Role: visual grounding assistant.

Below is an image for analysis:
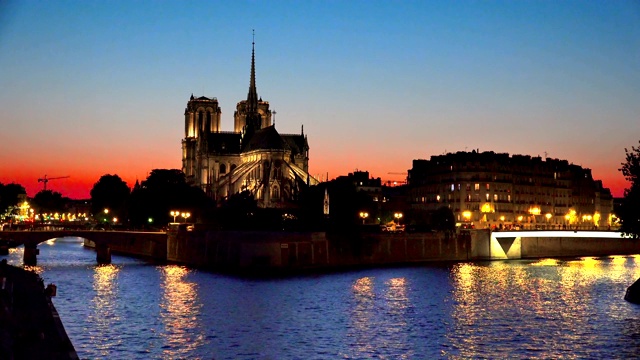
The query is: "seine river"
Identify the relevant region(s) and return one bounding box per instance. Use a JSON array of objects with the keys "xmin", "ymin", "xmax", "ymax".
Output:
[{"xmin": 4, "ymin": 237, "xmax": 640, "ymax": 359}]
